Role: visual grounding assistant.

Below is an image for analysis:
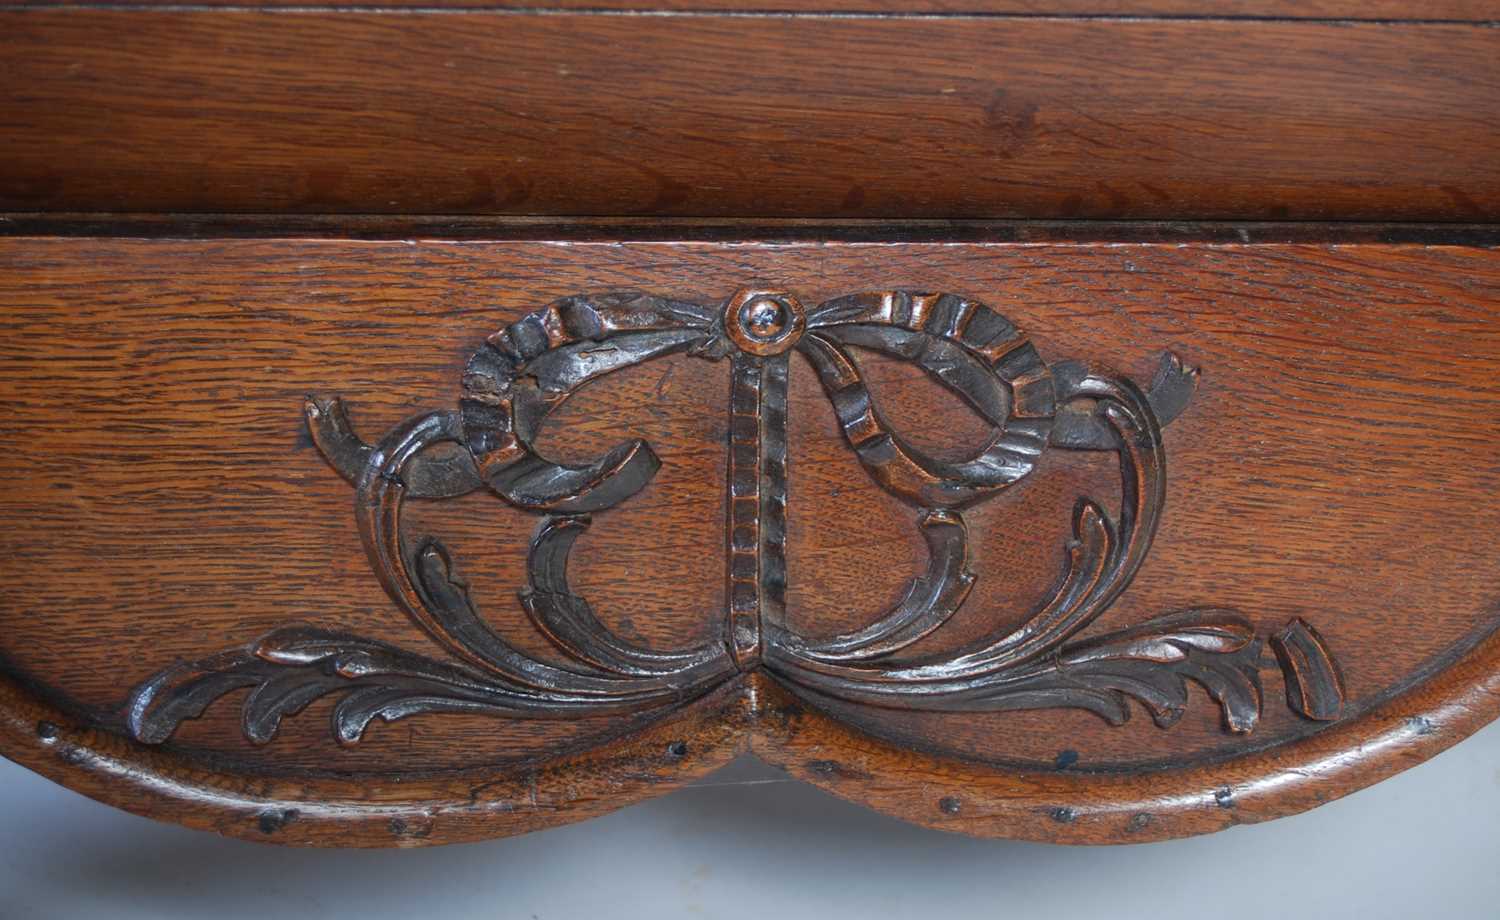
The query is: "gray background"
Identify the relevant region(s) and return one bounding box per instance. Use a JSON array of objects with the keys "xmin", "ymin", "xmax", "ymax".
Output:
[{"xmin": 3, "ymin": 720, "xmax": 1498, "ymax": 919}]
